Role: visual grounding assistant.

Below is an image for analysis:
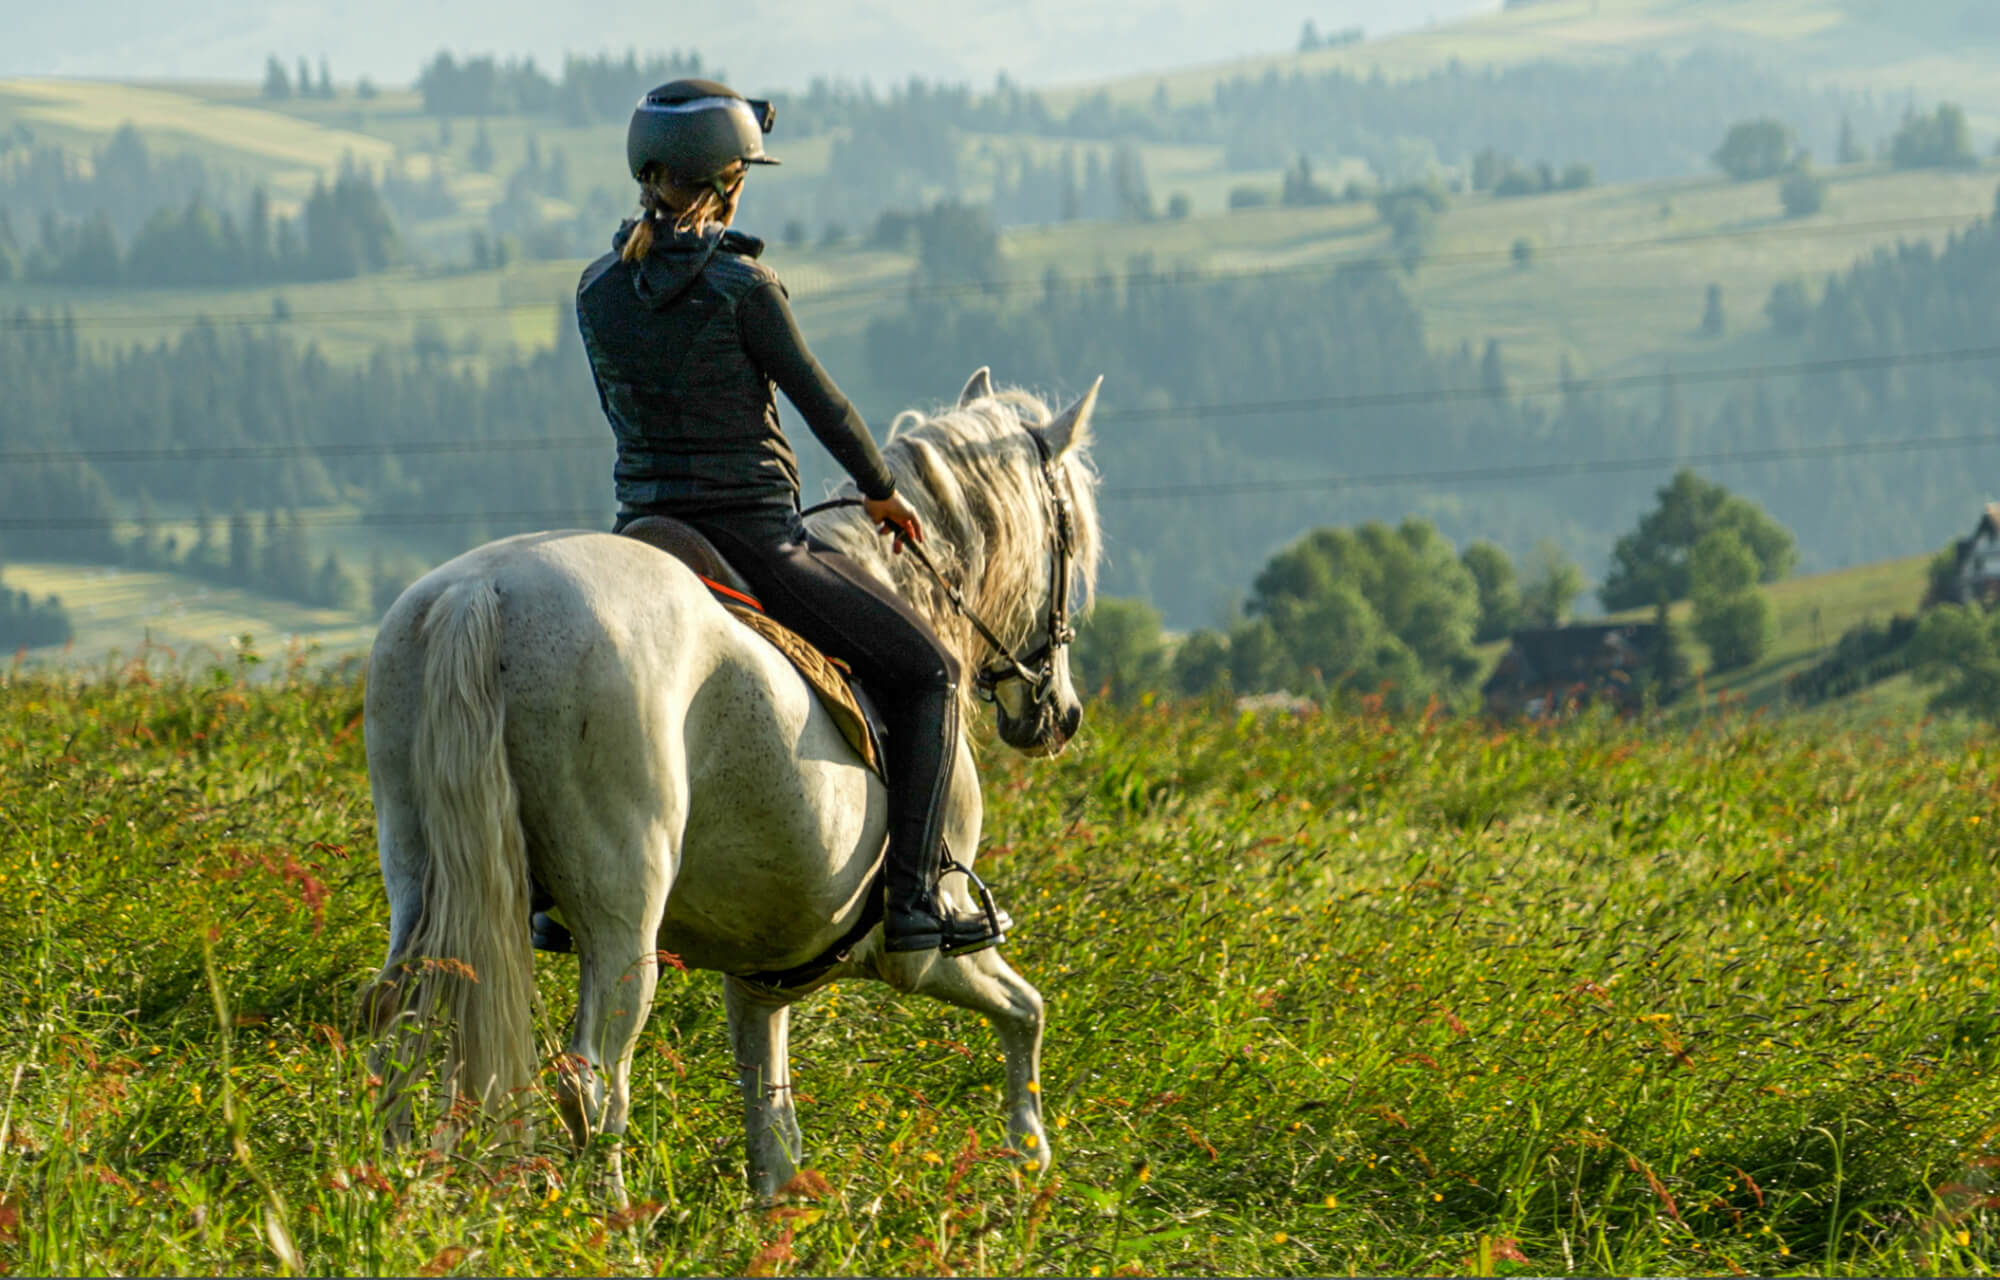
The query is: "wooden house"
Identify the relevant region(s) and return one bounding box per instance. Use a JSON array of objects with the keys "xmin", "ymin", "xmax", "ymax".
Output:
[
  {"xmin": 1937, "ymin": 503, "xmax": 2000, "ymax": 606},
  {"xmin": 1482, "ymin": 623, "xmax": 1670, "ymax": 718}
]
